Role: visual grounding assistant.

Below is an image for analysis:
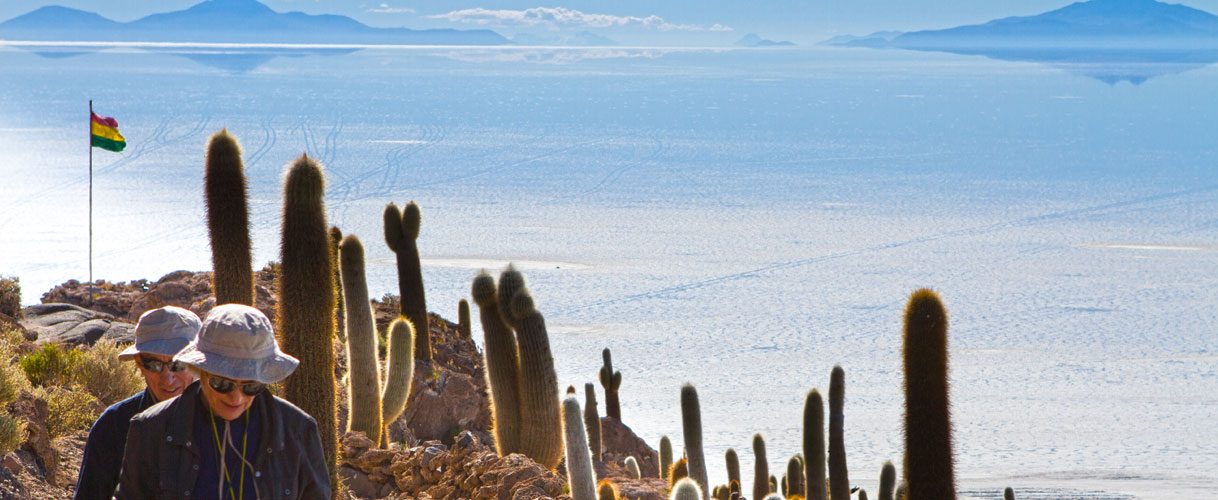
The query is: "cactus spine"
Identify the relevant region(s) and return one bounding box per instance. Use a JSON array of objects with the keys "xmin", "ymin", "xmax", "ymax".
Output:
[
  {"xmin": 828, "ymin": 366, "xmax": 849, "ymax": 500},
  {"xmin": 878, "ymin": 462, "xmax": 896, "ymax": 500},
  {"xmin": 339, "ymin": 235, "xmax": 382, "ymax": 444},
  {"xmin": 672, "ymin": 478, "xmax": 703, "ymax": 500},
  {"xmin": 659, "ymin": 435, "xmax": 673, "ymax": 481},
  {"xmin": 458, "ymin": 298, "xmax": 471, "ymax": 339},
  {"xmin": 383, "ymin": 201, "xmax": 430, "ymax": 361},
  {"xmin": 563, "ymin": 396, "xmax": 597, "ymax": 500},
  {"xmin": 204, "ymin": 129, "xmax": 253, "ymax": 306},
  {"xmin": 786, "ymin": 455, "xmax": 804, "ymax": 498},
  {"xmin": 599, "ymin": 348, "xmax": 622, "ymax": 420},
  {"xmin": 585, "ymin": 383, "xmax": 602, "ymax": 461},
  {"xmin": 472, "ymin": 271, "xmax": 521, "ymax": 454},
  {"xmin": 277, "ymin": 154, "xmax": 338, "ymax": 483},
  {"xmin": 902, "ymin": 289, "xmax": 955, "ymax": 500},
  {"xmin": 680, "ymin": 384, "xmax": 709, "ymax": 500},
  {"xmin": 625, "ymin": 456, "xmax": 641, "ymax": 480},
  {"xmin": 753, "ymin": 434, "xmax": 770, "ymax": 500},
  {"xmin": 725, "ymin": 448, "xmax": 741, "ymax": 492},
  {"xmin": 509, "ymin": 284, "xmax": 563, "ymax": 468},
  {"xmin": 380, "ymin": 317, "xmax": 415, "ymax": 433}
]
